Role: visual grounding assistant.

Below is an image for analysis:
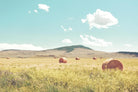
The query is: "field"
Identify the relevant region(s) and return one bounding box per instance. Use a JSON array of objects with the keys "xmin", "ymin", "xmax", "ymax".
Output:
[{"xmin": 0, "ymin": 57, "xmax": 138, "ymax": 92}]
